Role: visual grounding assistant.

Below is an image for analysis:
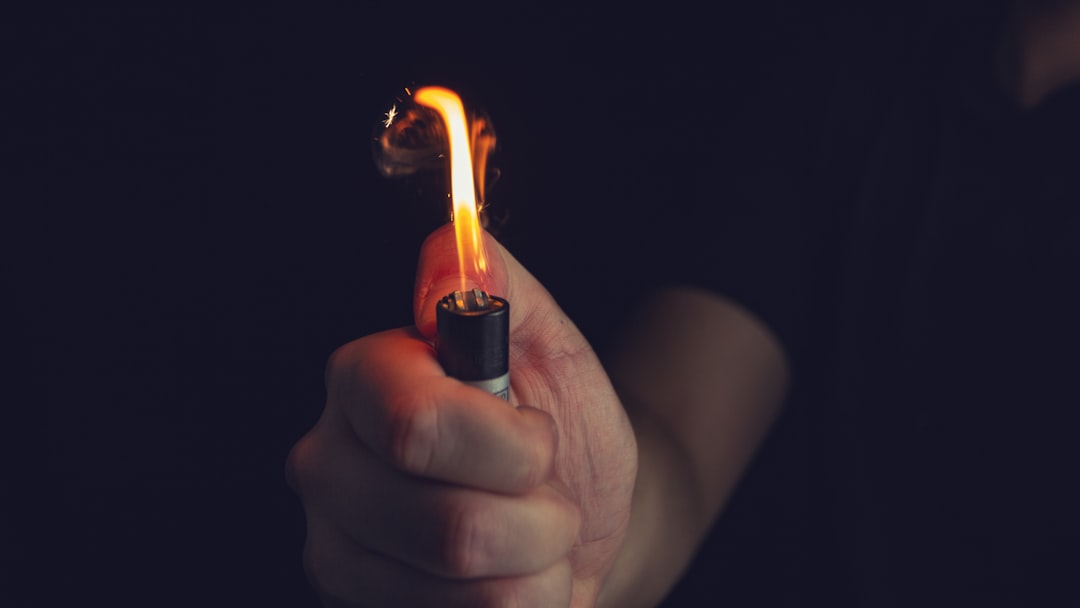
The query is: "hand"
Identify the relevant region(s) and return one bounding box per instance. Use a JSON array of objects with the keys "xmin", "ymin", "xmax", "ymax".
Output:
[{"xmin": 287, "ymin": 224, "xmax": 638, "ymax": 607}]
